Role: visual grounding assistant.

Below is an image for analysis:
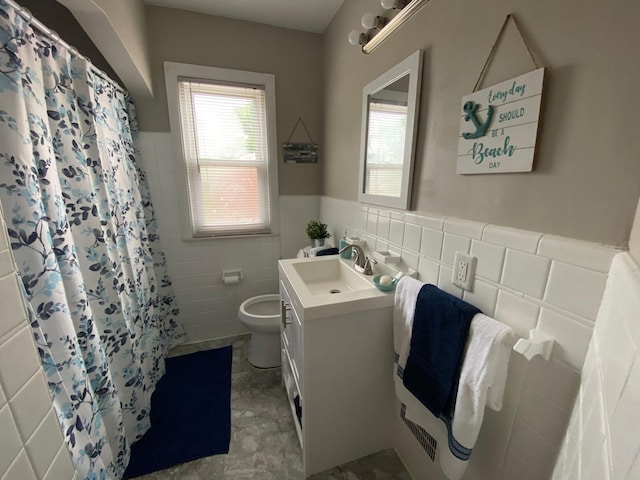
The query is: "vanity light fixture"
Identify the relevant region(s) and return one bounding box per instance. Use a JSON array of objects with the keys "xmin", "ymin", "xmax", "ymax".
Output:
[
  {"xmin": 348, "ymin": 30, "xmax": 370, "ymax": 46},
  {"xmin": 380, "ymin": 0, "xmax": 407, "ymax": 9},
  {"xmin": 361, "ymin": 12, "xmax": 387, "ymax": 29},
  {"xmin": 348, "ymin": 0, "xmax": 430, "ymax": 54}
]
